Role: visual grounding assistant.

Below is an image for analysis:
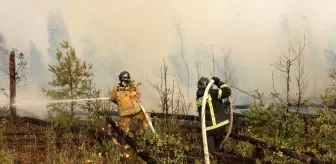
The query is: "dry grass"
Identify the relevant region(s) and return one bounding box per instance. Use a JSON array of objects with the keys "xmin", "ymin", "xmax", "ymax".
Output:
[
  {"xmin": 0, "ymin": 117, "xmax": 119, "ymax": 164},
  {"xmin": 0, "ymin": 116, "xmax": 247, "ymax": 164}
]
